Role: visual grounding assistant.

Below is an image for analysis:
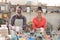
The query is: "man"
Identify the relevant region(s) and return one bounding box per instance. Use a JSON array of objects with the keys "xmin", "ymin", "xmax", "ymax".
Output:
[{"xmin": 11, "ymin": 6, "xmax": 26, "ymax": 30}]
